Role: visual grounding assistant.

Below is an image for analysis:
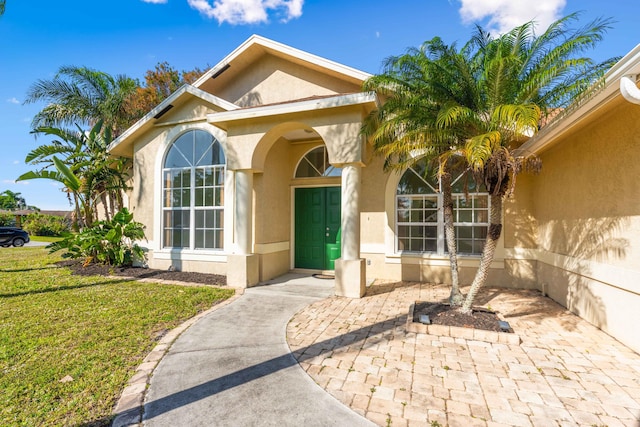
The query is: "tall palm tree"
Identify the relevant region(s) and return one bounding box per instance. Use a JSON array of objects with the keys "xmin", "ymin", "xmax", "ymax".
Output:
[
  {"xmin": 364, "ymin": 13, "xmax": 617, "ymax": 312},
  {"xmin": 24, "ymin": 66, "xmax": 138, "ymax": 136},
  {"xmin": 363, "ymin": 38, "xmax": 470, "ymax": 305}
]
